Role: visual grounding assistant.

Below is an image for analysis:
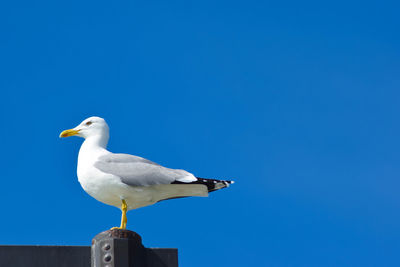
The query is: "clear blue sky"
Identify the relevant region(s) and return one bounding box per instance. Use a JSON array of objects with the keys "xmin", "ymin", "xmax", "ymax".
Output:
[{"xmin": 1, "ymin": 0, "xmax": 399, "ymax": 266}]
